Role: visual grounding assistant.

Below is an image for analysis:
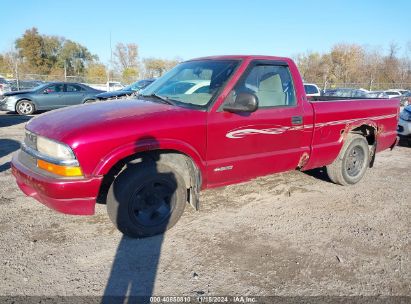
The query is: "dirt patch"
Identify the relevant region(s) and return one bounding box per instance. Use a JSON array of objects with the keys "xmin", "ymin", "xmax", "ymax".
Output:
[{"xmin": 0, "ymin": 112, "xmax": 410, "ymax": 297}]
